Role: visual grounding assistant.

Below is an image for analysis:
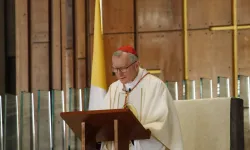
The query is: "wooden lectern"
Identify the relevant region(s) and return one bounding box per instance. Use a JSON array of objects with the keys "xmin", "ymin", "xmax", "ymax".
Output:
[{"xmin": 60, "ymin": 109, "xmax": 151, "ymax": 150}]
